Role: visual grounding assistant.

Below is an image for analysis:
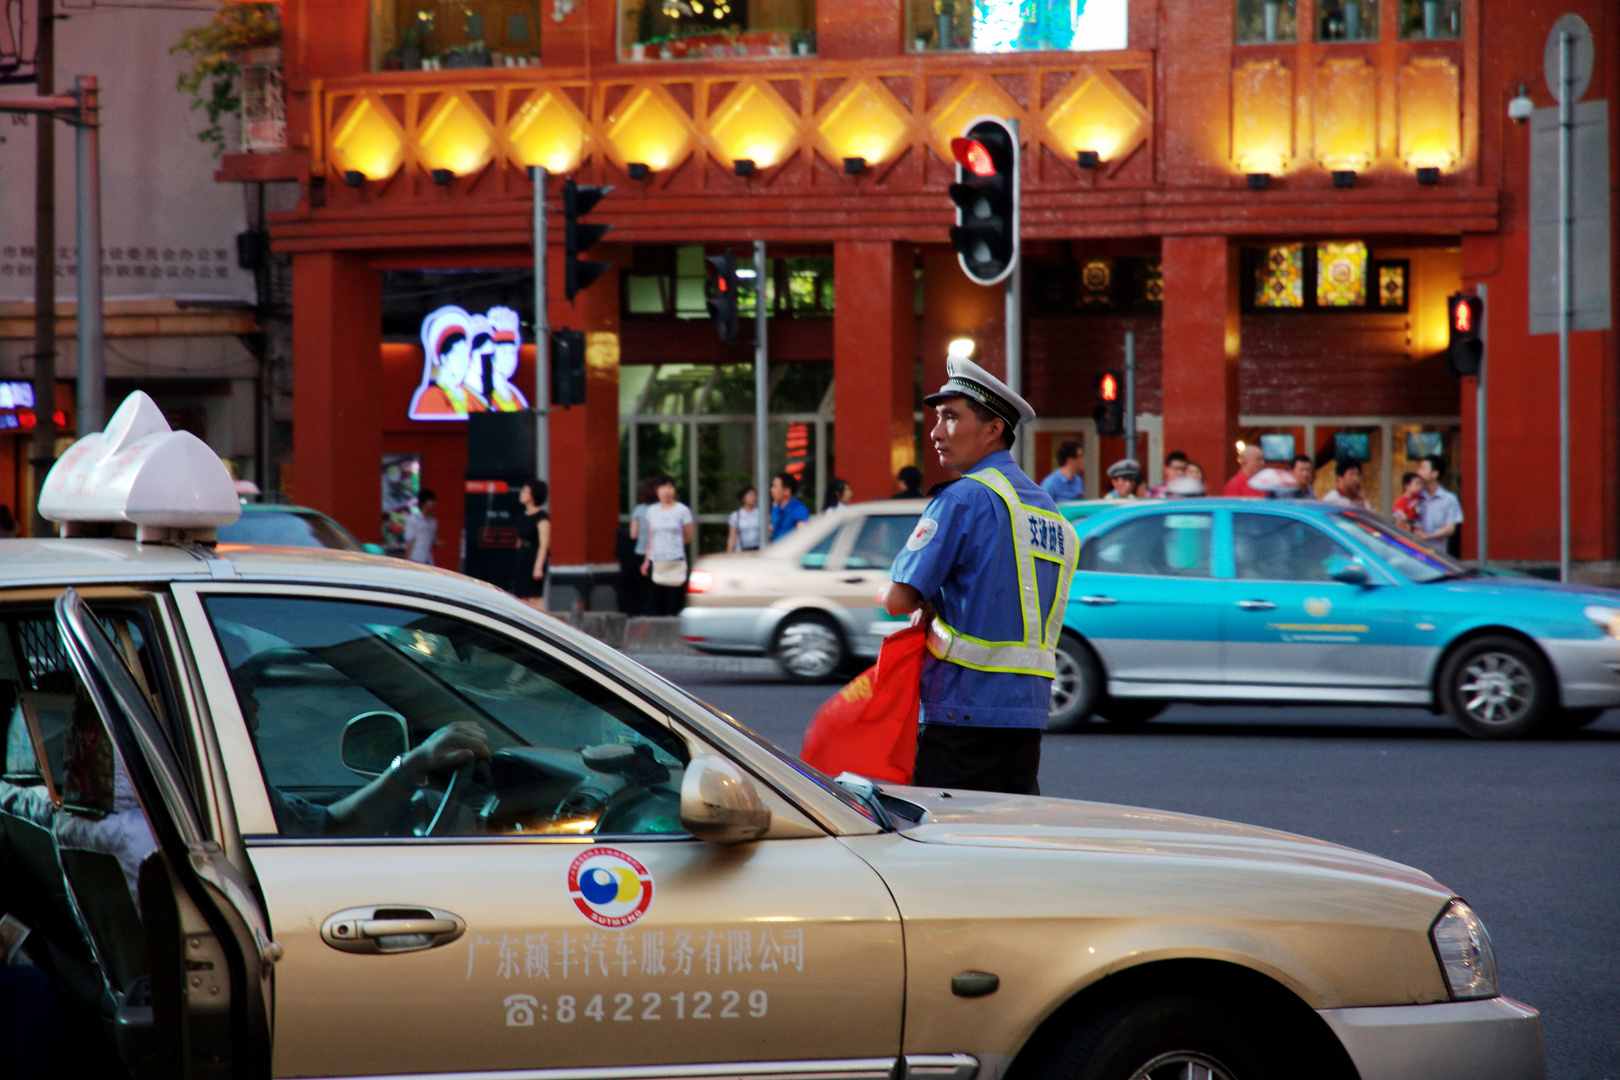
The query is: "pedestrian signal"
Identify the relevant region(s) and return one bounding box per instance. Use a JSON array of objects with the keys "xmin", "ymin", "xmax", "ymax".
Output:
[
  {"xmin": 563, "ymin": 179, "xmax": 613, "ymax": 302},
  {"xmin": 705, "ymin": 249, "xmax": 739, "ymax": 343},
  {"xmin": 1446, "ymin": 293, "xmax": 1483, "ymax": 378},
  {"xmin": 1094, "ymin": 371, "xmax": 1124, "ymax": 436},
  {"xmin": 948, "ymin": 118, "xmax": 1019, "ymax": 286},
  {"xmin": 551, "ymin": 328, "xmax": 587, "ymax": 407}
]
